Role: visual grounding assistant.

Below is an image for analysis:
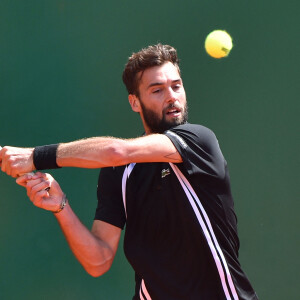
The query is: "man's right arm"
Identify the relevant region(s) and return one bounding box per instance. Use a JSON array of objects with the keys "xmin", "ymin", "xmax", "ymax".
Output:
[{"xmin": 0, "ymin": 146, "xmax": 35, "ymax": 177}]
